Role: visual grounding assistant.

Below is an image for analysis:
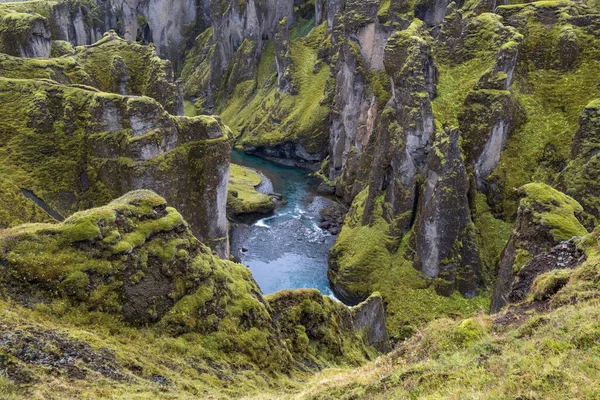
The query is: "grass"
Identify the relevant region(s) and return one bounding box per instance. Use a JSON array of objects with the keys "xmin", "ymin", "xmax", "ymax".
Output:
[
  {"xmin": 218, "ymin": 22, "xmax": 331, "ymax": 153},
  {"xmin": 227, "ymin": 164, "xmax": 274, "ymax": 215}
]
